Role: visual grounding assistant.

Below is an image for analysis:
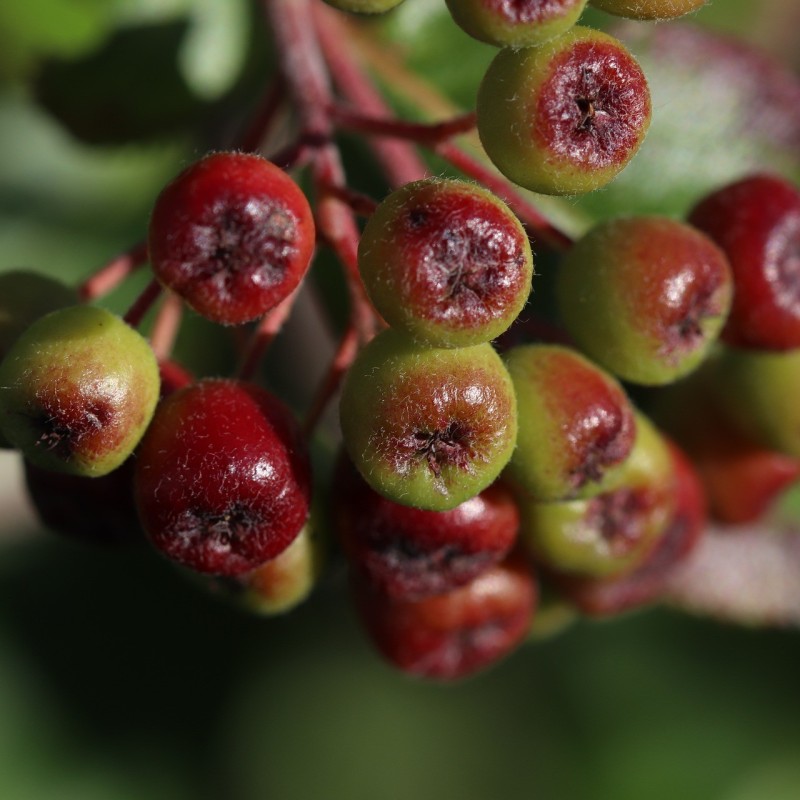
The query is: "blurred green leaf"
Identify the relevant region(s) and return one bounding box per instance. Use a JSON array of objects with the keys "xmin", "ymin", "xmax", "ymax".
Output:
[
  {"xmin": 34, "ymin": 21, "xmax": 210, "ymax": 145},
  {"xmin": 0, "ymin": 0, "xmax": 119, "ymax": 80}
]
